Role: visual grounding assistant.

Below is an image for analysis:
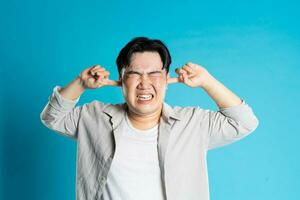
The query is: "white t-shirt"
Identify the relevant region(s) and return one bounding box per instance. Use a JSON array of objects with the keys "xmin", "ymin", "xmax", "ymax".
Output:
[{"xmin": 101, "ymin": 113, "xmax": 165, "ymax": 200}]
